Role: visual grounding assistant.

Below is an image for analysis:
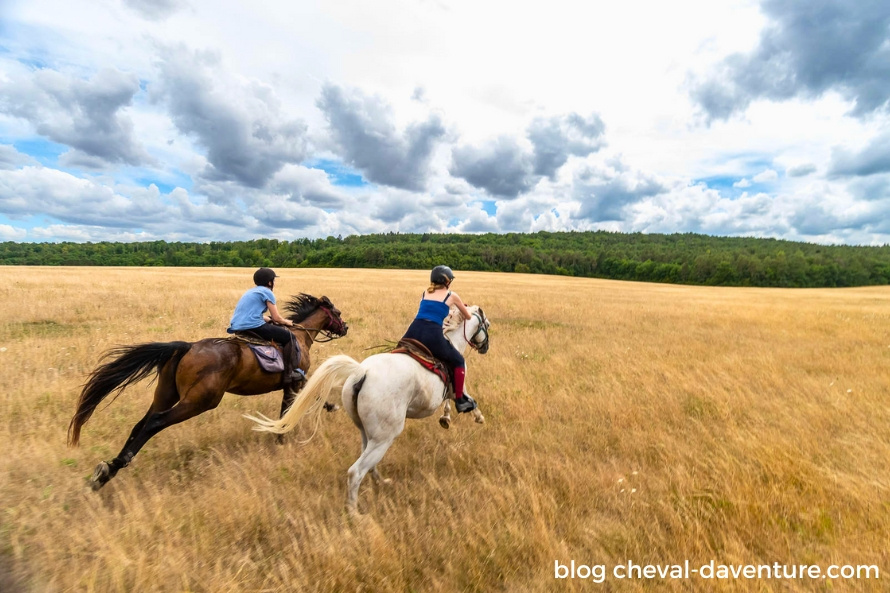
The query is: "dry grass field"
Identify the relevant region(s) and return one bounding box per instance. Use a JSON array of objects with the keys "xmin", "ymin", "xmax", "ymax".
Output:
[{"xmin": 1, "ymin": 266, "xmax": 888, "ymax": 592}]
